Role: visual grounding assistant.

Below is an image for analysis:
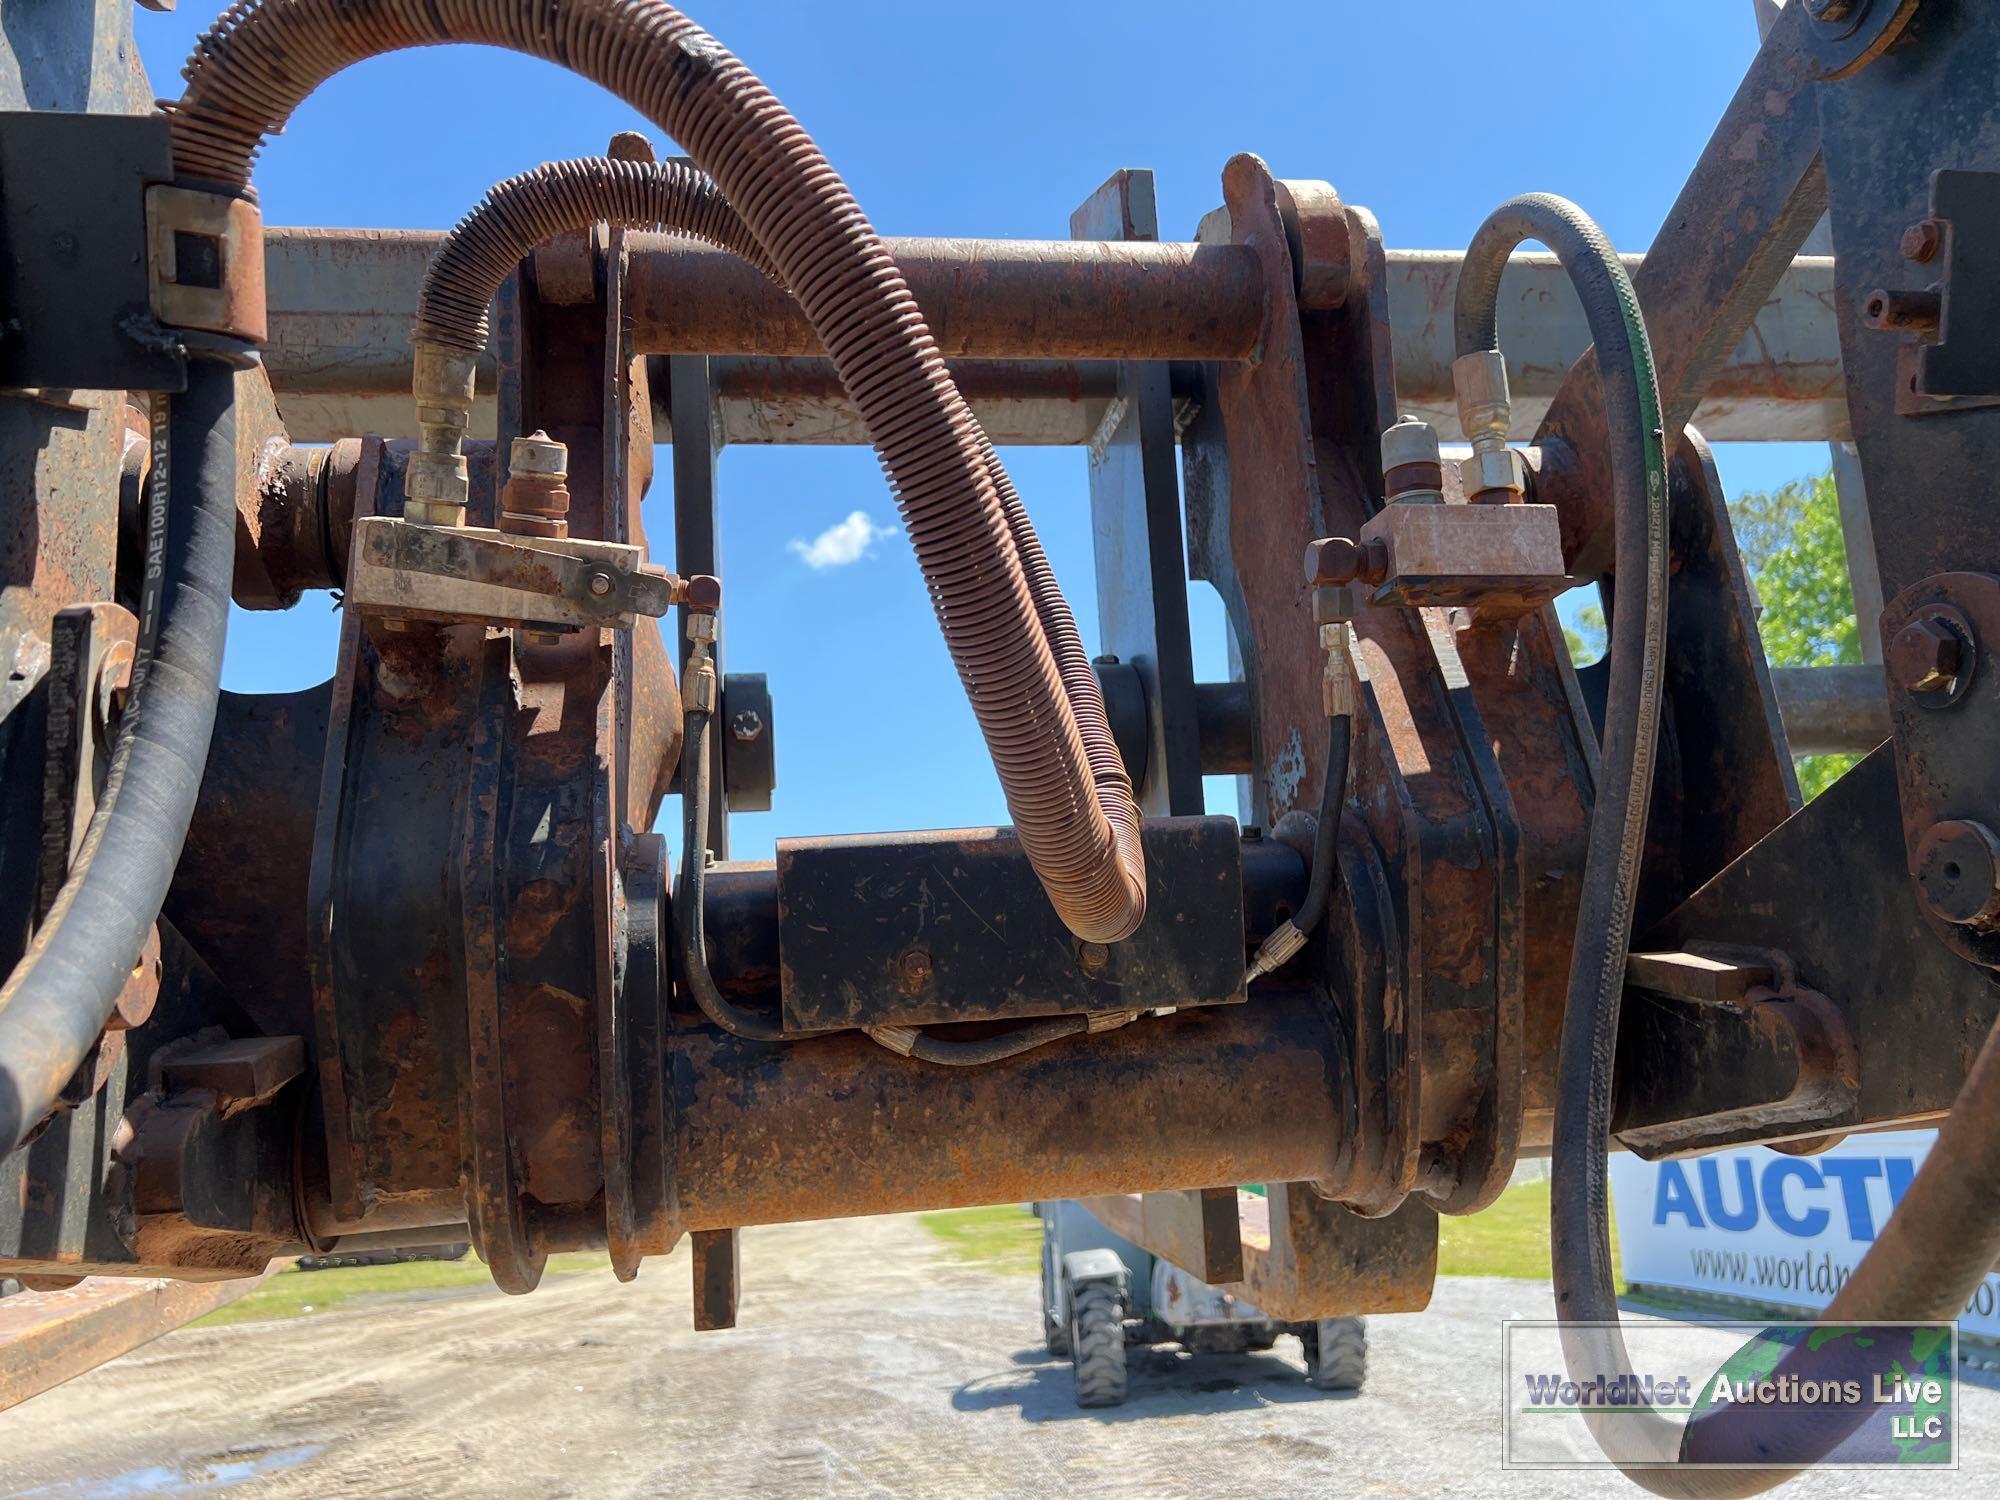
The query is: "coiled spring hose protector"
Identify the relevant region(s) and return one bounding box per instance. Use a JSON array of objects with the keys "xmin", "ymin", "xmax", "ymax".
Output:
[{"xmin": 170, "ymin": 0, "xmax": 1147, "ymax": 944}]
